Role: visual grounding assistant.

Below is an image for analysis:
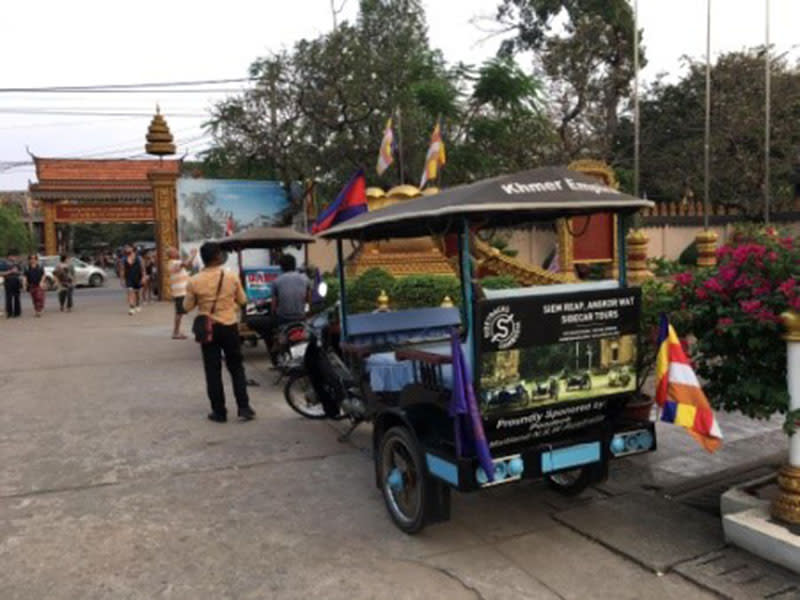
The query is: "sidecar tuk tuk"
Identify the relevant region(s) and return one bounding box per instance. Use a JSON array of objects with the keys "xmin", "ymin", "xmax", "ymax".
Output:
[
  {"xmin": 218, "ymin": 226, "xmax": 315, "ymax": 346},
  {"xmin": 317, "ymin": 166, "xmax": 655, "ymax": 534}
]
